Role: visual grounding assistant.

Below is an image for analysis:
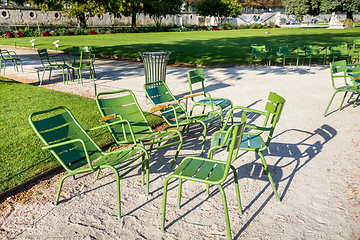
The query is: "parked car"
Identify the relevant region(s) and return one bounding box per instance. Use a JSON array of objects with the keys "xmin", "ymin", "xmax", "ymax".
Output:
[
  {"xmin": 288, "ymin": 18, "xmax": 299, "ymax": 25},
  {"xmin": 310, "ymin": 18, "xmax": 317, "ymax": 24}
]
